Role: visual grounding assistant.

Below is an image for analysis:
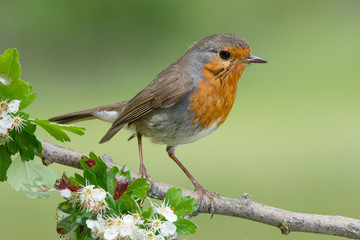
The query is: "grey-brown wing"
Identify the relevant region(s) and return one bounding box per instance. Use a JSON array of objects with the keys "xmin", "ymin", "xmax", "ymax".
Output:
[{"xmin": 99, "ymin": 68, "xmax": 194, "ymax": 143}]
